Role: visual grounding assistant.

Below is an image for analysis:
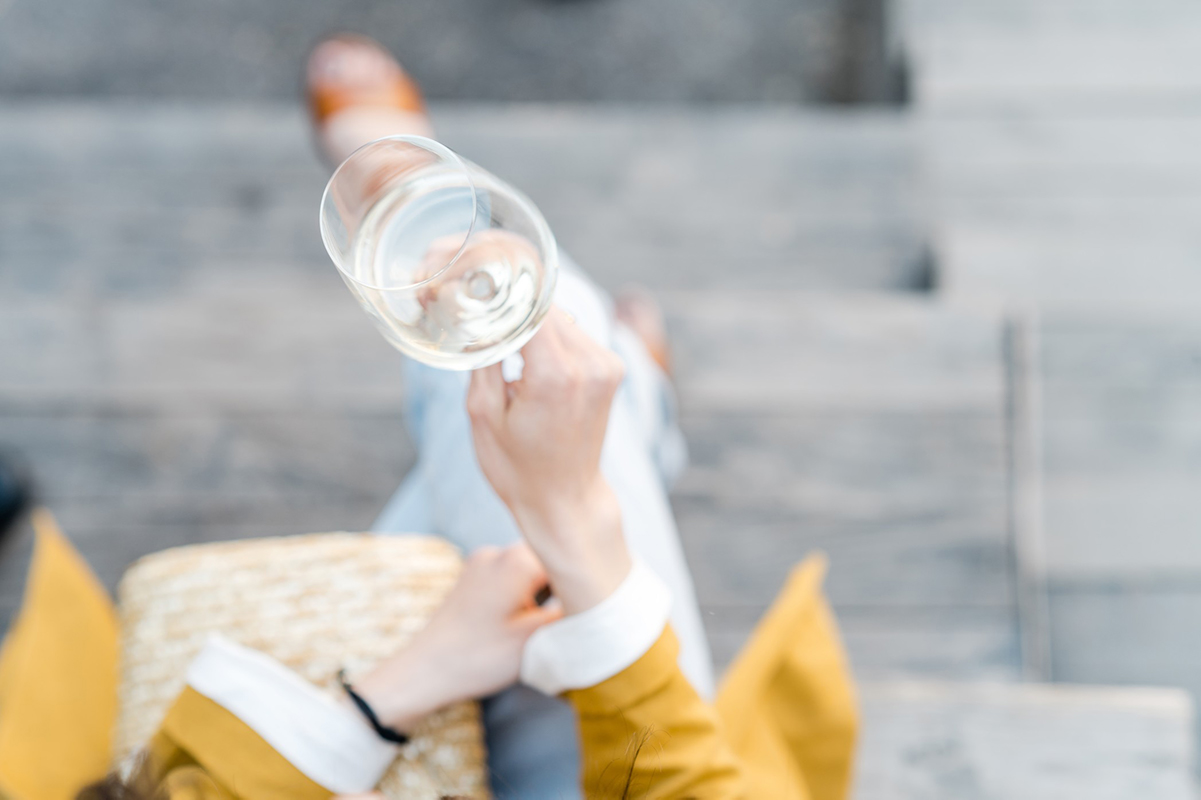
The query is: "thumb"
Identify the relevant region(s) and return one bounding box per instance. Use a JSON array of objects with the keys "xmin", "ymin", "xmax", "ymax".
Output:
[
  {"xmin": 515, "ymin": 604, "xmax": 564, "ymax": 635},
  {"xmin": 467, "ymin": 362, "xmax": 506, "ymax": 429}
]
